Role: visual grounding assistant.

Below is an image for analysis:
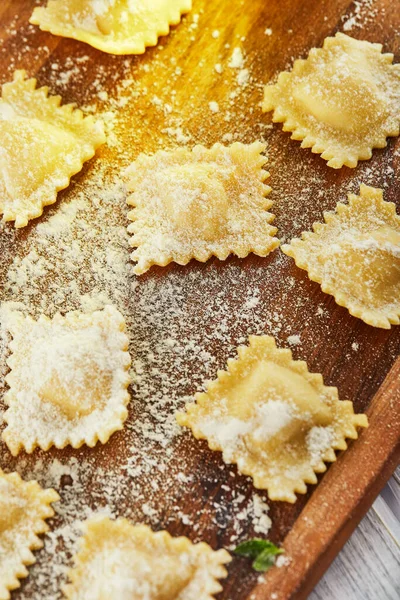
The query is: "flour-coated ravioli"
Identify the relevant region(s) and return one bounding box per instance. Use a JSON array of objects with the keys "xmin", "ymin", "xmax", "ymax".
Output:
[
  {"xmin": 0, "ymin": 71, "xmax": 105, "ymax": 228},
  {"xmin": 30, "ymin": 0, "xmax": 192, "ymax": 55},
  {"xmin": 282, "ymin": 185, "xmax": 400, "ymax": 329},
  {"xmin": 125, "ymin": 142, "xmax": 279, "ymax": 274},
  {"xmin": 0, "ymin": 470, "xmax": 59, "ymax": 600},
  {"xmin": 263, "ymin": 33, "xmax": 400, "ymax": 168},
  {"xmin": 63, "ymin": 516, "xmax": 231, "ymax": 599},
  {"xmin": 2, "ymin": 305, "xmax": 131, "ymax": 455},
  {"xmin": 177, "ymin": 336, "xmax": 367, "ymax": 503}
]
